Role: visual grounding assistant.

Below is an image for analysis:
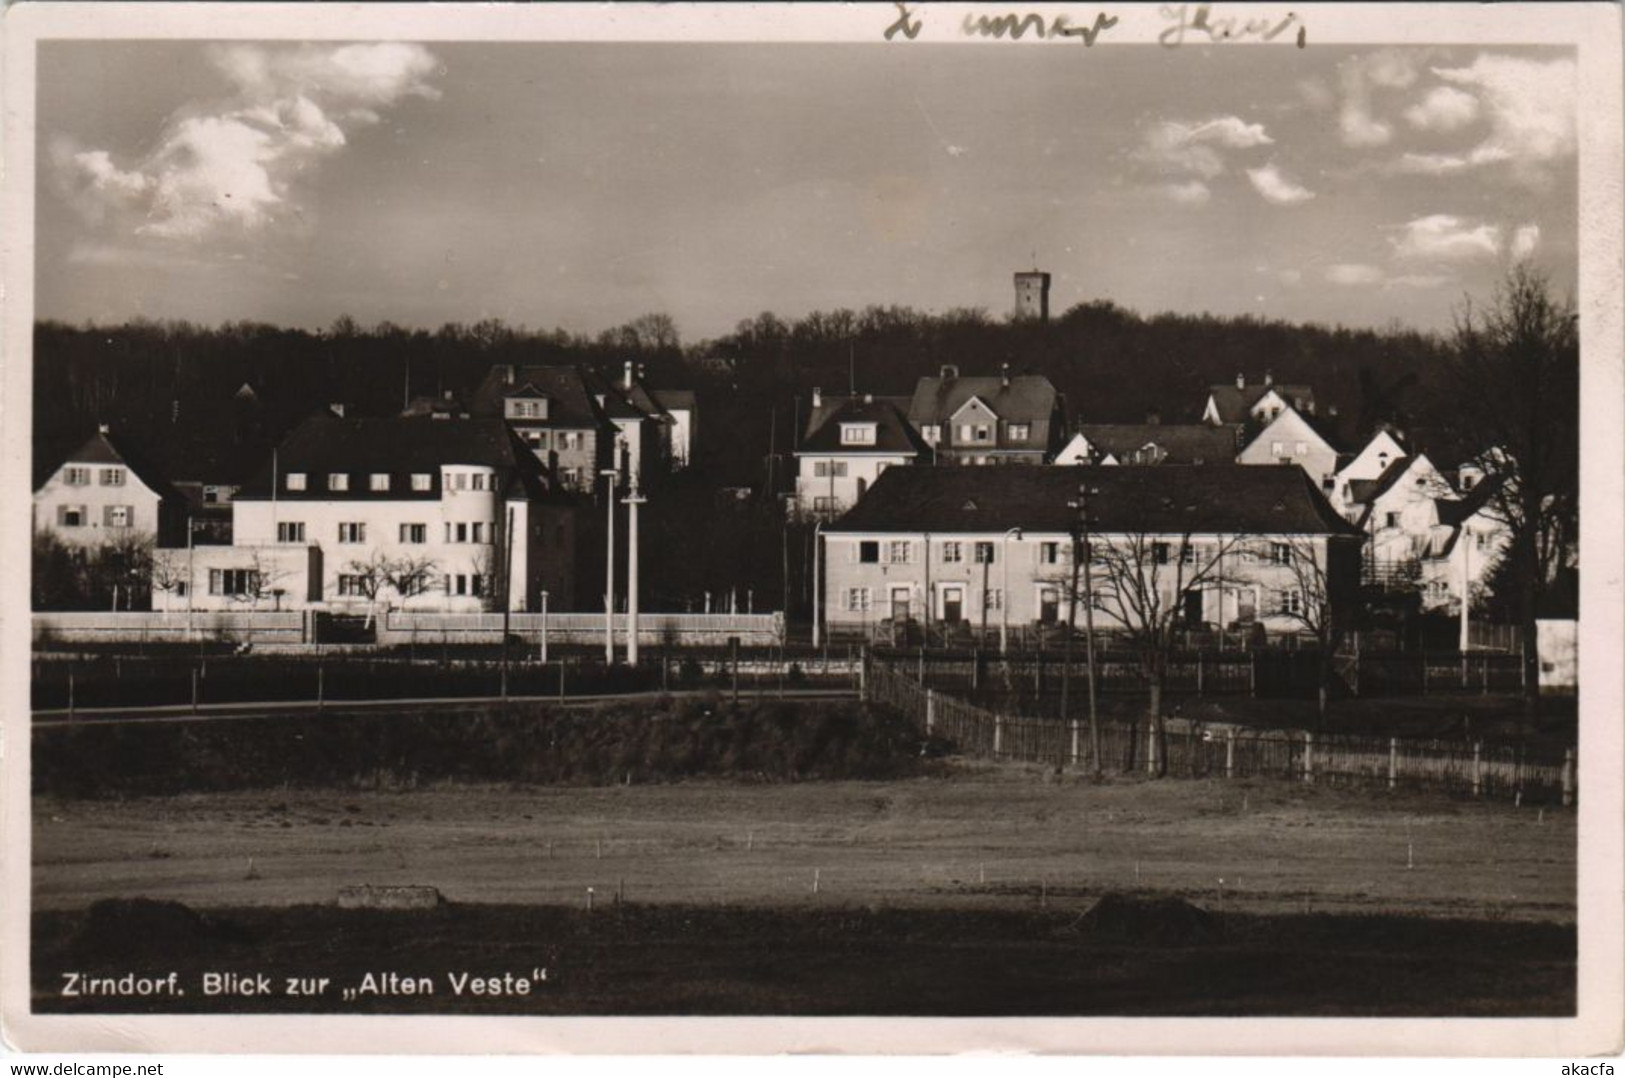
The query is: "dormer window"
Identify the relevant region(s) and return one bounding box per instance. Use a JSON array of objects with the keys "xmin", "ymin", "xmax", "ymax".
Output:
[
  {"xmin": 840, "ymin": 423, "xmax": 877, "ymax": 446},
  {"xmin": 327, "ymin": 473, "xmax": 349, "ymax": 492},
  {"xmin": 411, "ymin": 473, "xmax": 432, "ymax": 491},
  {"xmin": 506, "ymin": 397, "xmax": 549, "ymax": 420},
  {"xmin": 286, "ymin": 473, "xmax": 307, "ymax": 491},
  {"xmin": 1008, "ymin": 423, "xmax": 1030, "ymax": 442},
  {"xmin": 370, "ymin": 473, "xmax": 391, "ymax": 492},
  {"xmin": 922, "ymin": 425, "xmax": 941, "ymax": 445}
]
